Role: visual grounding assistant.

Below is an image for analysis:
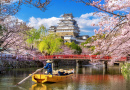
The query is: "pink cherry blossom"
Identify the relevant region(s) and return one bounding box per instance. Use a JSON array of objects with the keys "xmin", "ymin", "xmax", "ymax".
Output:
[{"xmin": 82, "ymin": 0, "xmax": 130, "ymax": 60}]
